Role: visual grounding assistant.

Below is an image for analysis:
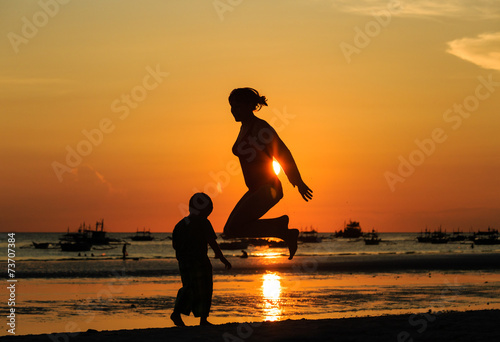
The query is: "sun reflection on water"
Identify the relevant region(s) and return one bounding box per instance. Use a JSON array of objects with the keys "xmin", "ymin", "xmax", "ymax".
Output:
[
  {"xmin": 261, "ymin": 272, "xmax": 283, "ymax": 321},
  {"xmin": 252, "ymin": 247, "xmax": 284, "ymax": 259}
]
